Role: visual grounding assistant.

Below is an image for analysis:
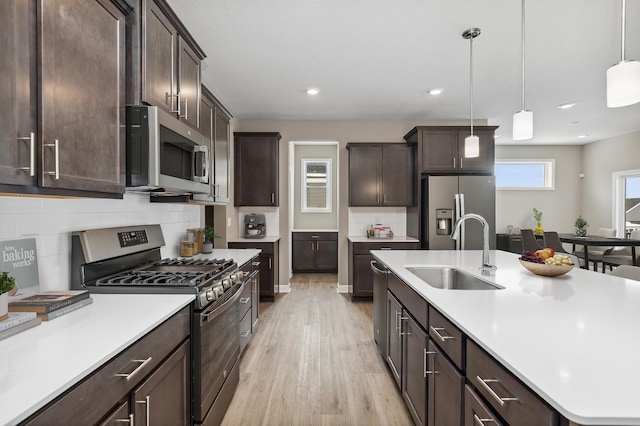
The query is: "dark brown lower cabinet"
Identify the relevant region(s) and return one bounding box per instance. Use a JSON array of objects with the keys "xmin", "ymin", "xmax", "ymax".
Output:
[
  {"xmin": 427, "ymin": 341, "xmax": 463, "ymax": 426},
  {"xmin": 464, "ymin": 385, "xmax": 504, "ymax": 426},
  {"xmin": 228, "ymin": 241, "xmax": 279, "ymax": 302},
  {"xmin": 386, "ymin": 290, "xmax": 403, "ymax": 388},
  {"xmin": 402, "ymin": 312, "xmax": 427, "ymax": 426},
  {"xmin": 99, "ymin": 401, "xmax": 130, "ymax": 426},
  {"xmin": 292, "ymin": 232, "xmax": 337, "ymax": 273}
]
